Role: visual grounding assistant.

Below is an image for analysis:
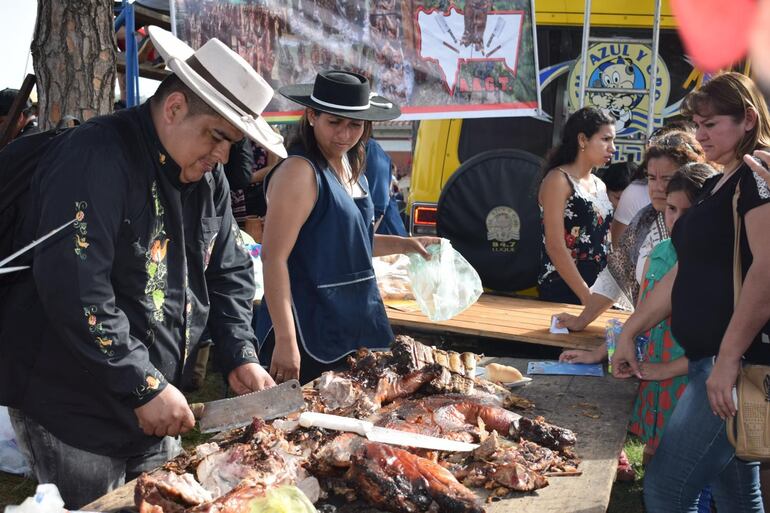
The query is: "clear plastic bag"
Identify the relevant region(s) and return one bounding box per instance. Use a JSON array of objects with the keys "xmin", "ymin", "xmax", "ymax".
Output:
[
  {"xmin": 373, "ymin": 254, "xmax": 413, "ymax": 300},
  {"xmin": 0, "ymin": 406, "xmax": 30, "ymax": 476},
  {"xmin": 407, "ymin": 239, "xmax": 482, "ymax": 321},
  {"xmin": 248, "ymin": 485, "xmax": 317, "ymax": 513},
  {"xmin": 239, "ymin": 229, "xmax": 264, "ymax": 301}
]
